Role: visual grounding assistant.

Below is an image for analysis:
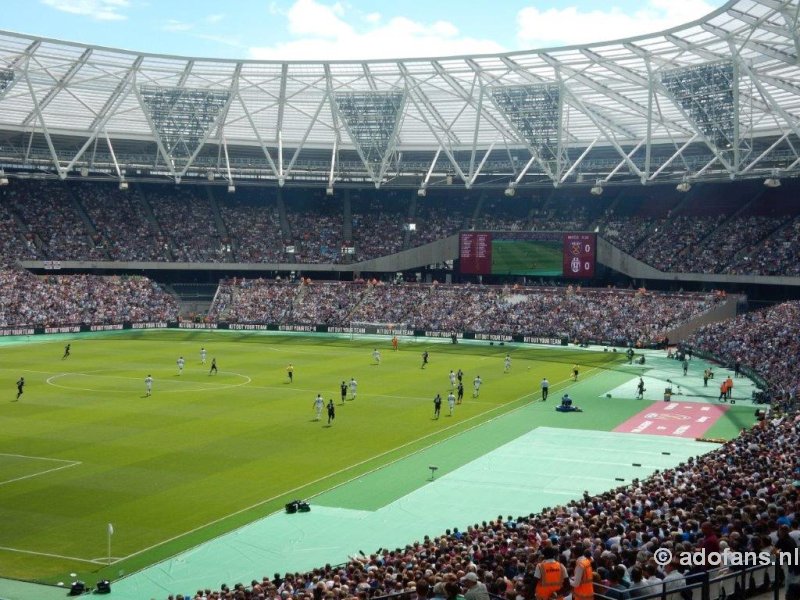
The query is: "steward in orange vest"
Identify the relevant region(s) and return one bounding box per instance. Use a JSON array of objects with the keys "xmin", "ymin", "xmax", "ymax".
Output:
[
  {"xmin": 571, "ymin": 547, "xmax": 594, "ymax": 600},
  {"xmin": 534, "ymin": 546, "xmax": 570, "ymax": 600}
]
